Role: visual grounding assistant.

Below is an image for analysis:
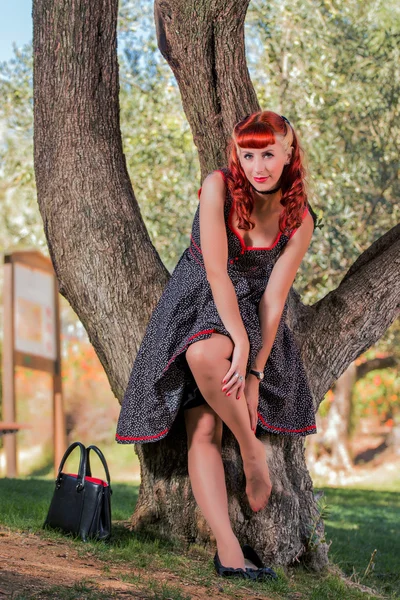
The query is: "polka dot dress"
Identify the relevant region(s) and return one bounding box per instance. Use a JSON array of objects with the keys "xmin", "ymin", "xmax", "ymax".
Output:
[{"xmin": 116, "ymin": 169, "xmax": 317, "ymax": 444}]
